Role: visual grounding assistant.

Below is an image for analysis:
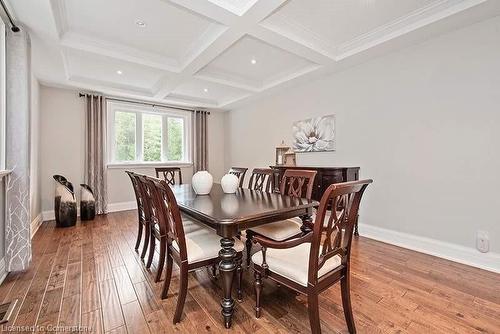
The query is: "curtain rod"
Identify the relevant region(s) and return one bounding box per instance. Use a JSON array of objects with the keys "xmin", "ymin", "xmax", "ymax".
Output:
[
  {"xmin": 0, "ymin": 0, "xmax": 20, "ymax": 32},
  {"xmin": 79, "ymin": 93, "xmax": 210, "ymax": 114}
]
